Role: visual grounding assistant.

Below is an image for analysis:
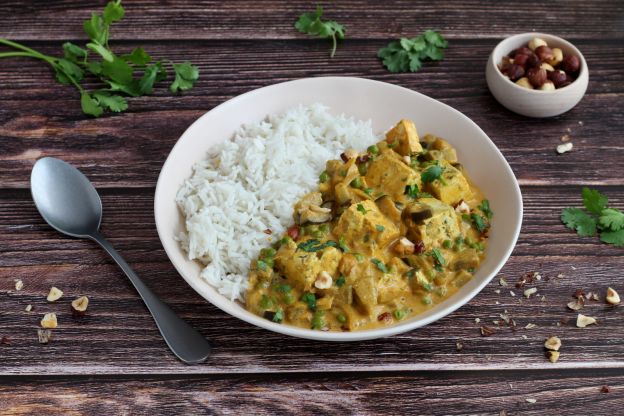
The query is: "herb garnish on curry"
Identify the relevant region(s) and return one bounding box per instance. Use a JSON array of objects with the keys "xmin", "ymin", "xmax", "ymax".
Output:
[{"xmin": 246, "ymin": 119, "xmax": 492, "ymax": 331}]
